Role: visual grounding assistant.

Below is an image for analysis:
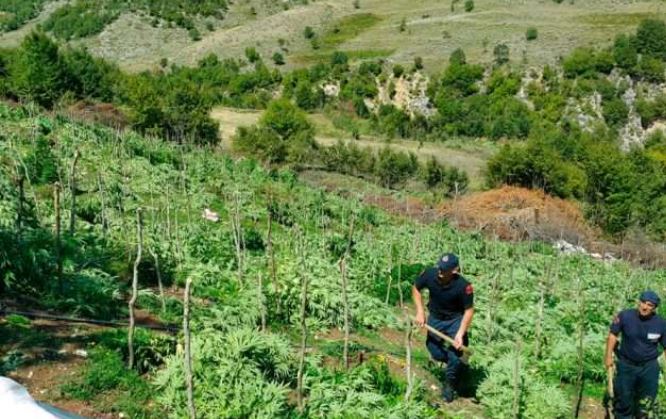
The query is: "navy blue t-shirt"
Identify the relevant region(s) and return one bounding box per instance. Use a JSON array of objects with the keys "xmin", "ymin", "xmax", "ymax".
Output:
[
  {"xmin": 414, "ymin": 268, "xmax": 474, "ymax": 320},
  {"xmin": 609, "ymin": 309, "xmax": 666, "ymax": 363}
]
